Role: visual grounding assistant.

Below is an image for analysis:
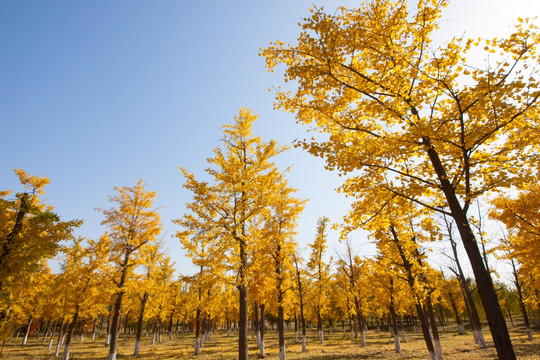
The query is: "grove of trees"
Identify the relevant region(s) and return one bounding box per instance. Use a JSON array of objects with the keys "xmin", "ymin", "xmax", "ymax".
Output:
[{"xmin": 1, "ymin": 1, "xmax": 539, "ymax": 360}]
